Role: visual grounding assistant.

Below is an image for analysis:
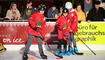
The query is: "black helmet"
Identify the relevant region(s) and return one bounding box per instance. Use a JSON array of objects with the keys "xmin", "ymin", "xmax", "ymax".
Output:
[
  {"xmin": 27, "ymin": 1, "xmax": 32, "ymax": 4},
  {"xmin": 62, "ymin": 8, "xmax": 68, "ymax": 13},
  {"xmin": 94, "ymin": 1, "xmax": 101, "ymax": 5},
  {"xmin": 38, "ymin": 4, "xmax": 46, "ymax": 11}
]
